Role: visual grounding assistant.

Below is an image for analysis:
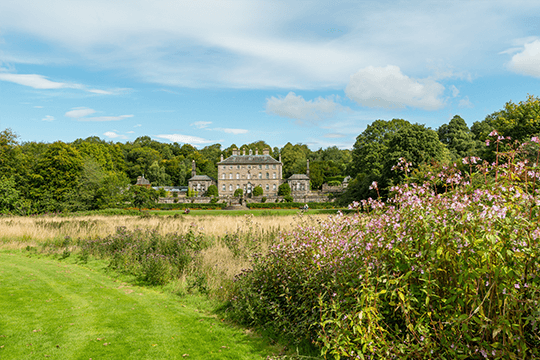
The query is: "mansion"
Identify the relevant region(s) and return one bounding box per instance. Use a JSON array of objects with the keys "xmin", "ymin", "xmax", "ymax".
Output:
[{"xmin": 188, "ymin": 148, "xmax": 310, "ymax": 197}]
